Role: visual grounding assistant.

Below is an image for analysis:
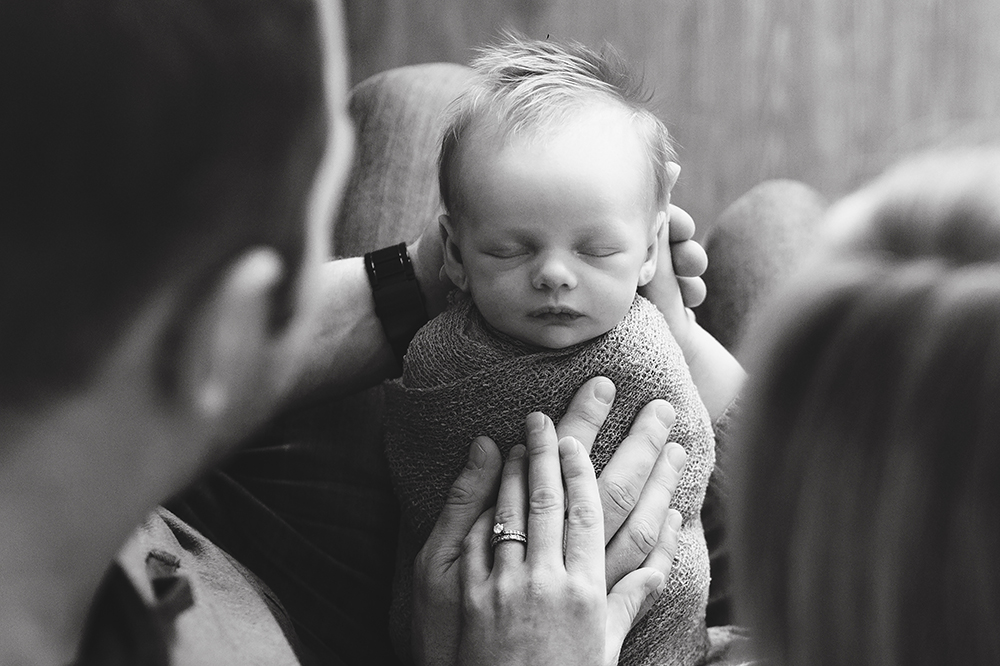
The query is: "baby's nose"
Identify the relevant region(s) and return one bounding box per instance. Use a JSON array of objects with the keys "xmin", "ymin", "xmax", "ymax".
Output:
[{"xmin": 532, "ymin": 254, "xmax": 578, "ymax": 290}]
